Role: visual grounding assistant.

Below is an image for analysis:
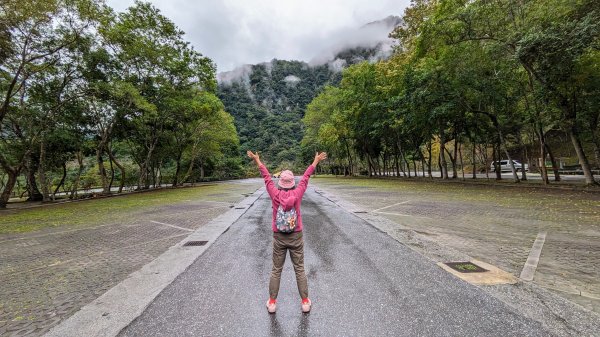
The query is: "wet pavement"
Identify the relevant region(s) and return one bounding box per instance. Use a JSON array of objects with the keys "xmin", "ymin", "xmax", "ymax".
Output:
[{"xmin": 119, "ymin": 189, "xmax": 550, "ymax": 337}]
